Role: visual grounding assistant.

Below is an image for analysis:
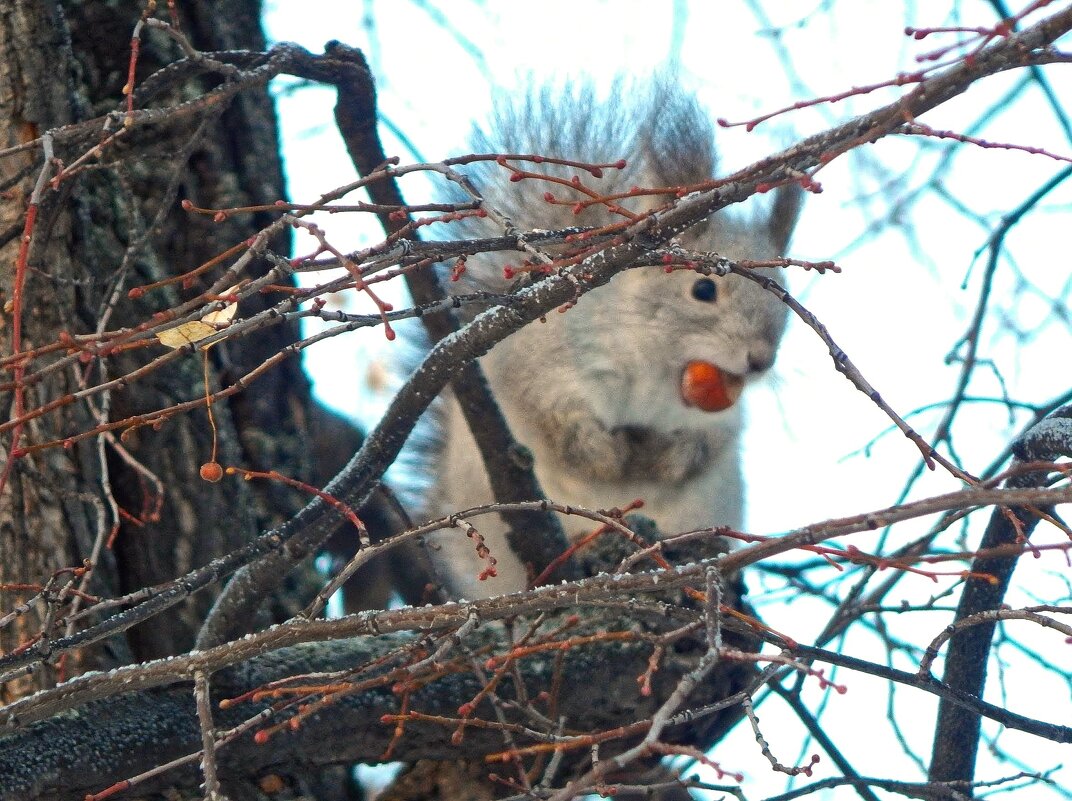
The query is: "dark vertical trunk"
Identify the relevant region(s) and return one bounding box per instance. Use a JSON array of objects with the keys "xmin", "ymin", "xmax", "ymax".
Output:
[{"xmin": 0, "ymin": 0, "xmax": 322, "ymax": 681}]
